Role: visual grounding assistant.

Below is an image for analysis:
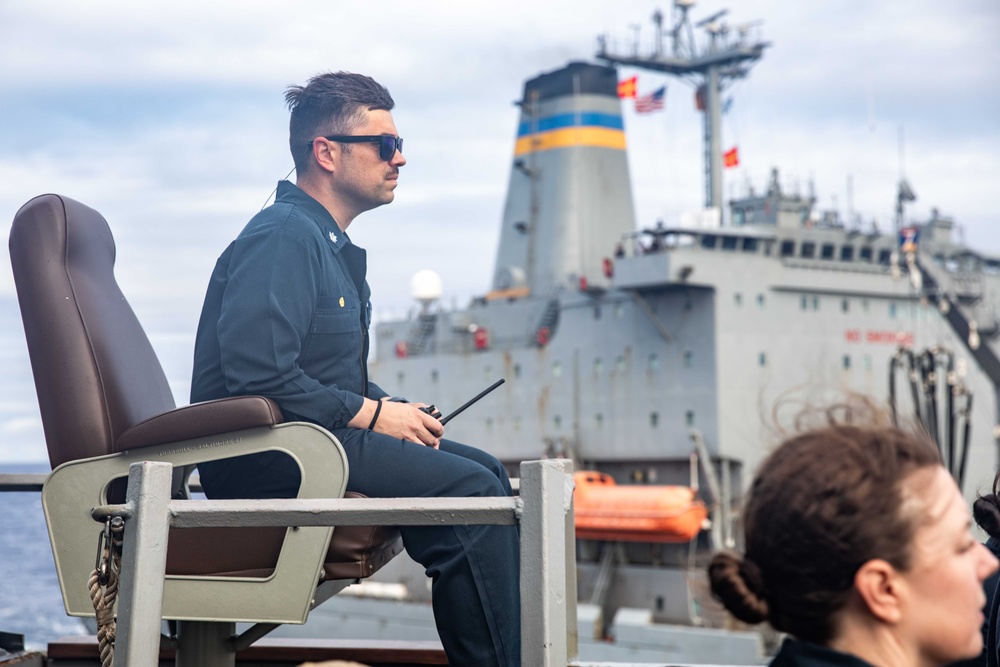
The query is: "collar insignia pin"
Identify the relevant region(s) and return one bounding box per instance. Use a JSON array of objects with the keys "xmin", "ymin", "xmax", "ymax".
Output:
[{"xmin": 329, "ymin": 231, "xmax": 337, "ymax": 243}]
